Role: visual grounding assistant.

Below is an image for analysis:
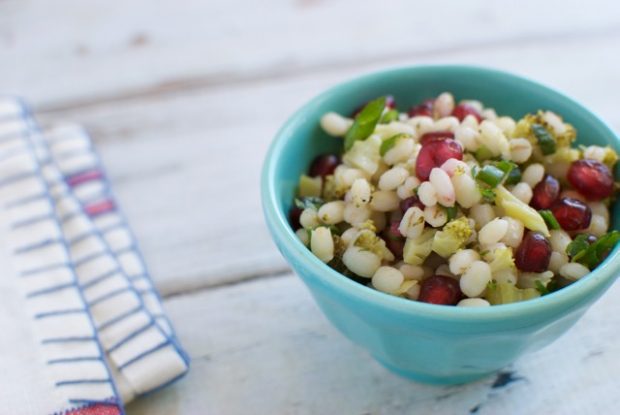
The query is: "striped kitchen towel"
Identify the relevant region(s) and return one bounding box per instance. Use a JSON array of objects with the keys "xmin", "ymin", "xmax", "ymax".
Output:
[{"xmin": 0, "ymin": 98, "xmax": 189, "ymax": 415}]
